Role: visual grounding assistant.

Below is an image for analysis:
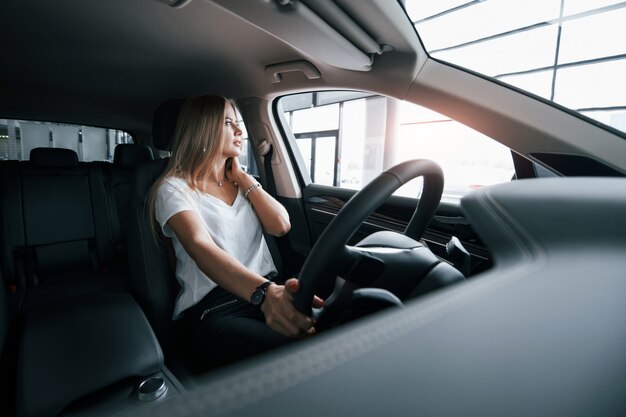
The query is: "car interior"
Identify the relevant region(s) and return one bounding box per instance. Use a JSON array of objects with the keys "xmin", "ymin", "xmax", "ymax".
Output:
[{"xmin": 2, "ymin": 1, "xmax": 625, "ymax": 416}]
